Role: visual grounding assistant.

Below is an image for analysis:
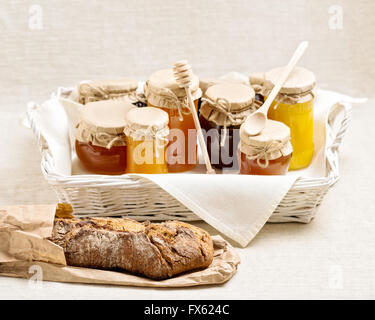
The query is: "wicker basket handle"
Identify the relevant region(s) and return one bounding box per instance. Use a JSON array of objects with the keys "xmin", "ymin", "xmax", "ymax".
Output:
[
  {"xmin": 325, "ymin": 102, "xmax": 352, "ymax": 185},
  {"xmin": 26, "ymin": 101, "xmax": 55, "ymax": 176}
]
